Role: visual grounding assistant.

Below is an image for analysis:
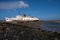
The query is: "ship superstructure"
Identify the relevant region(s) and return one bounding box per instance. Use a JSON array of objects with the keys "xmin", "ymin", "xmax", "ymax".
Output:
[{"xmin": 5, "ymin": 14, "xmax": 39, "ymax": 22}]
